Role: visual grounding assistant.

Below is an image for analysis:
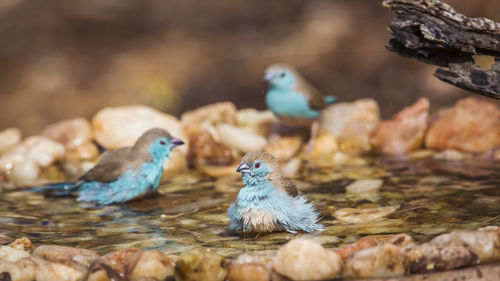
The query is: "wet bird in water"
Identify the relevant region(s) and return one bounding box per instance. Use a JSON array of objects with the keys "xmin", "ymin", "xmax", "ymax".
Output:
[
  {"xmin": 227, "ymin": 151, "xmax": 323, "ymax": 233},
  {"xmin": 32, "ymin": 128, "xmax": 184, "ymax": 205},
  {"xmin": 264, "ymin": 63, "xmax": 336, "ymax": 126}
]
